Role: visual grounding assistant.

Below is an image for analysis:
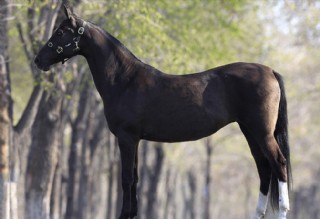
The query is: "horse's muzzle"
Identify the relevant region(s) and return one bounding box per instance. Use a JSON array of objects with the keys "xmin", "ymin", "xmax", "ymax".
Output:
[{"xmin": 34, "ymin": 56, "xmax": 50, "ymax": 71}]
